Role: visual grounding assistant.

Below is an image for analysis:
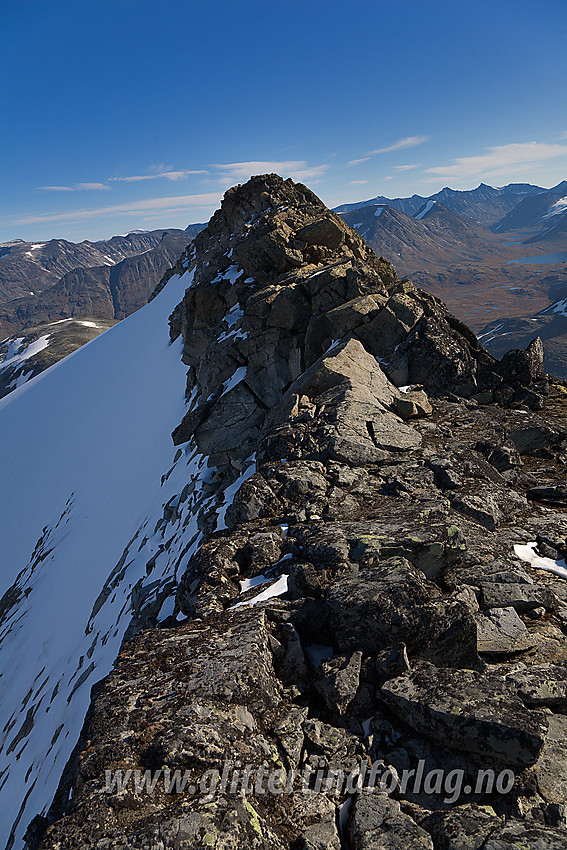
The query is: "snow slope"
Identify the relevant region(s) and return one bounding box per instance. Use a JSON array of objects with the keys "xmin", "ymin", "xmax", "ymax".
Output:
[
  {"xmin": 415, "ymin": 199, "xmax": 437, "ymax": 219},
  {"xmin": 0, "ymin": 270, "xmax": 211, "ymax": 848}
]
